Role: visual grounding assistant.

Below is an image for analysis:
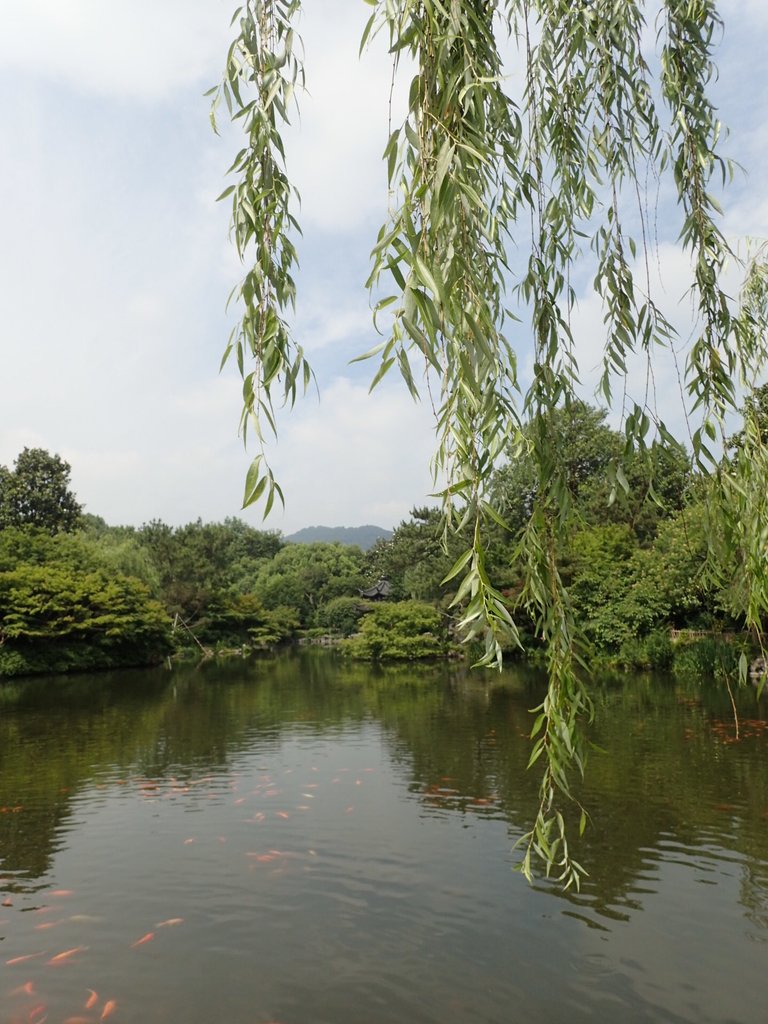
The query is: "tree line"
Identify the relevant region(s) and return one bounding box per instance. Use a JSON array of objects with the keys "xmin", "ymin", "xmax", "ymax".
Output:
[{"xmin": 1, "ymin": 390, "xmax": 765, "ymax": 677}]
